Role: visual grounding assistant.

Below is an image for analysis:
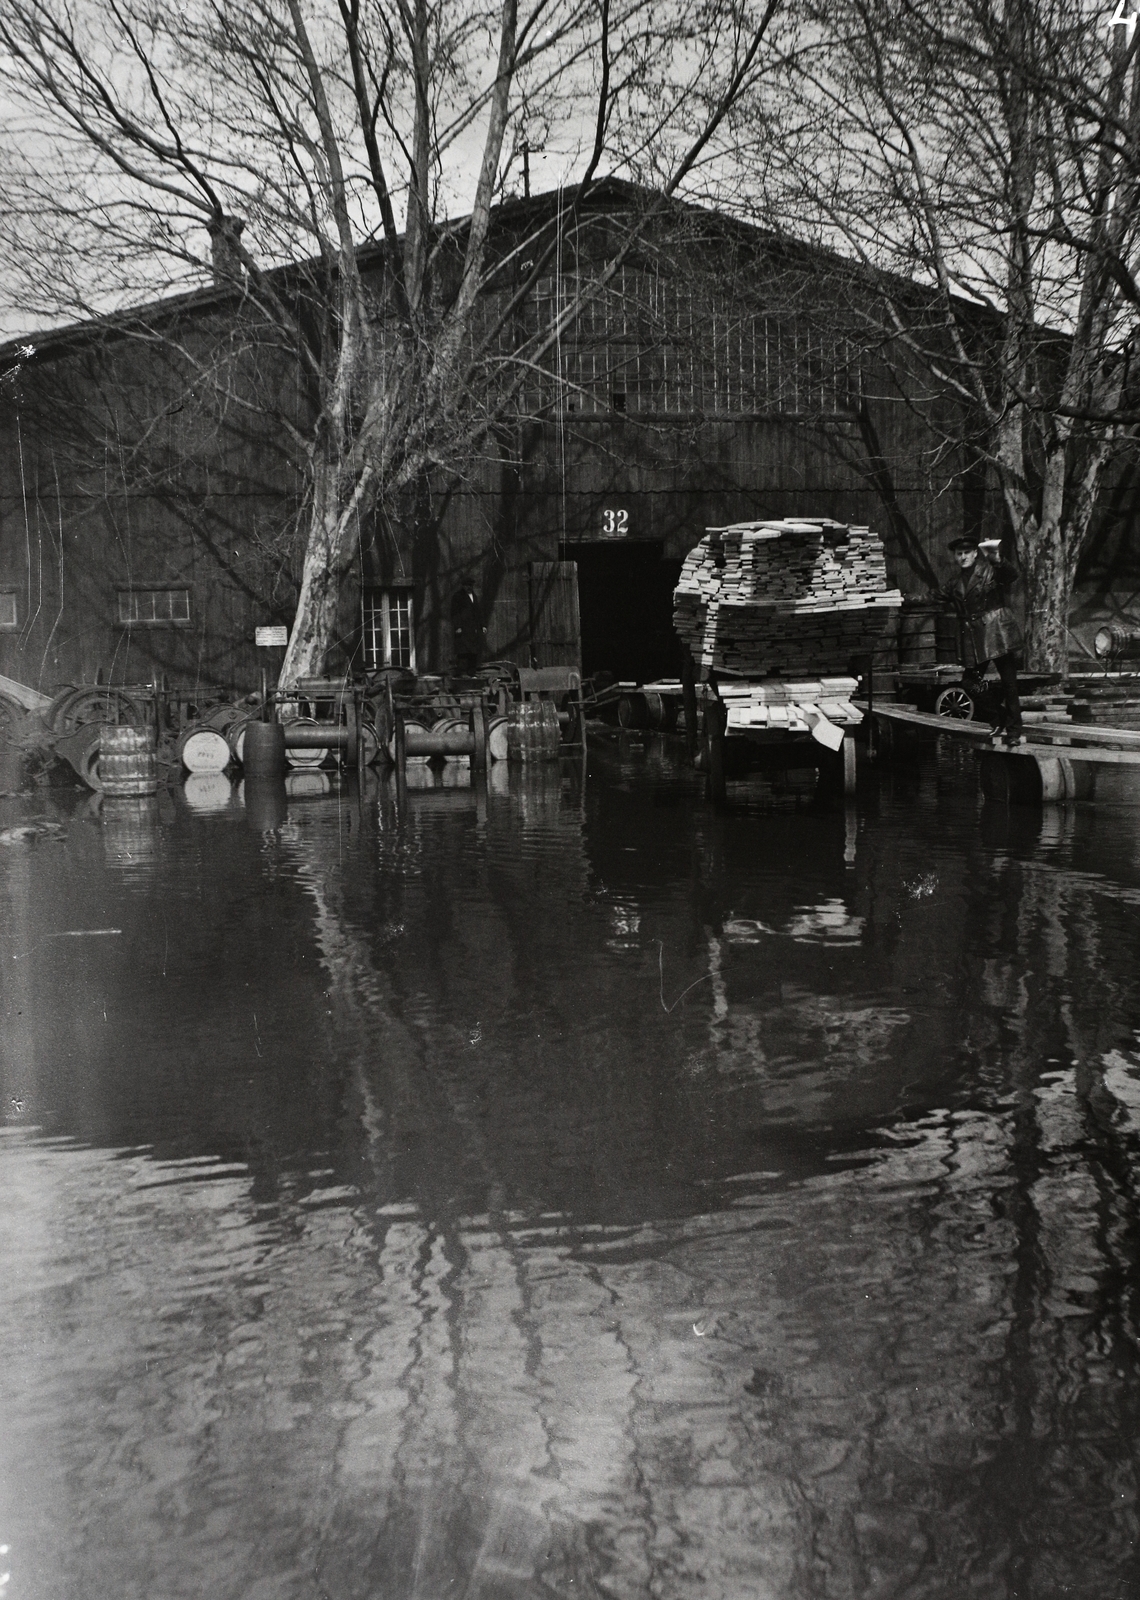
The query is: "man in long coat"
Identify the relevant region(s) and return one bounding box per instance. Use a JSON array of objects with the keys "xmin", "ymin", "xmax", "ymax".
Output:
[{"xmin": 934, "ymin": 536, "xmax": 1025, "ymax": 743}]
